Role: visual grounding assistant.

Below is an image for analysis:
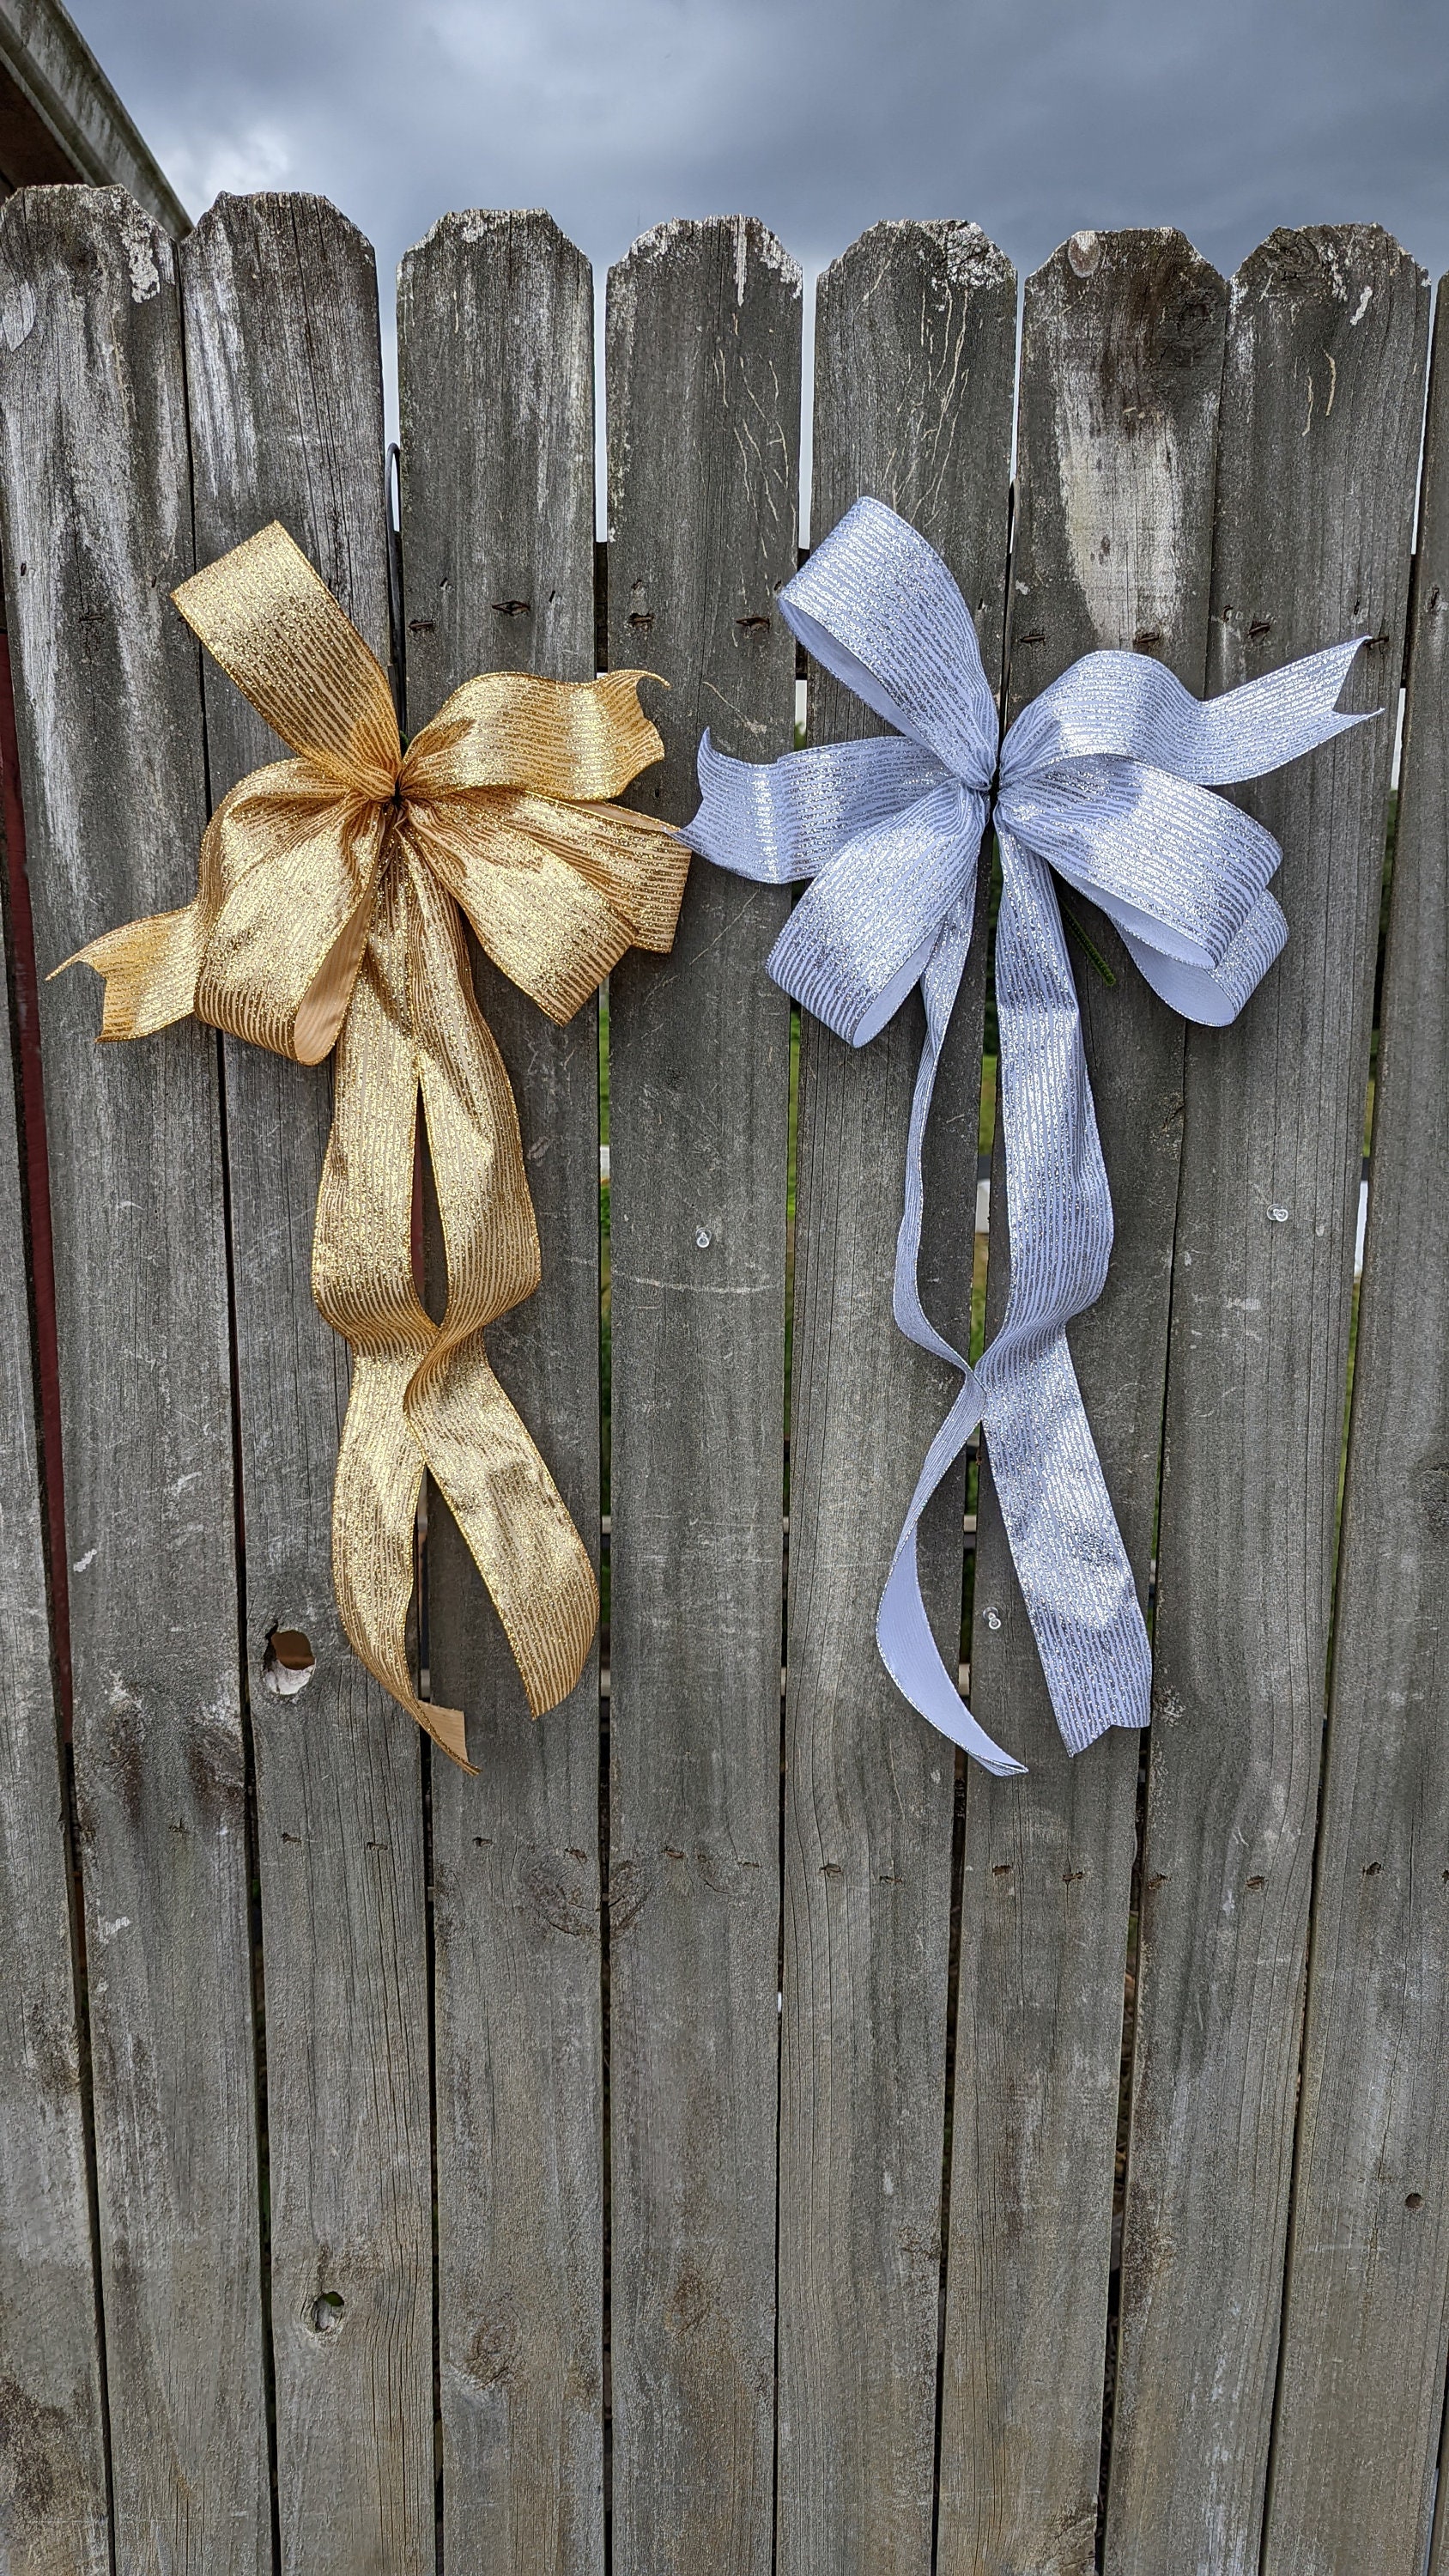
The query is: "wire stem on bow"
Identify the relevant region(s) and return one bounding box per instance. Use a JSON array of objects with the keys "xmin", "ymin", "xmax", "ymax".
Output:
[{"xmin": 1060, "ymin": 904, "xmax": 1119, "ymax": 987}]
